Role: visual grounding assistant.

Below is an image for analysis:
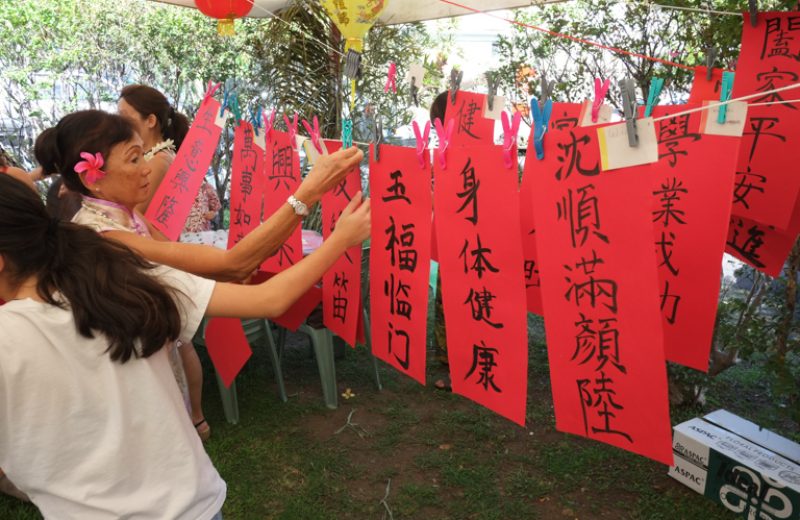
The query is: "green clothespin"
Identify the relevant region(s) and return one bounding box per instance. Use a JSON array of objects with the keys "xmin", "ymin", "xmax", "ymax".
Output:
[
  {"xmin": 342, "ymin": 118, "xmax": 353, "ymax": 148},
  {"xmin": 228, "ymin": 93, "xmax": 242, "ymax": 124},
  {"xmin": 718, "ymin": 72, "xmax": 735, "ymax": 124},
  {"xmin": 644, "ymin": 77, "xmax": 664, "ymax": 117}
]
